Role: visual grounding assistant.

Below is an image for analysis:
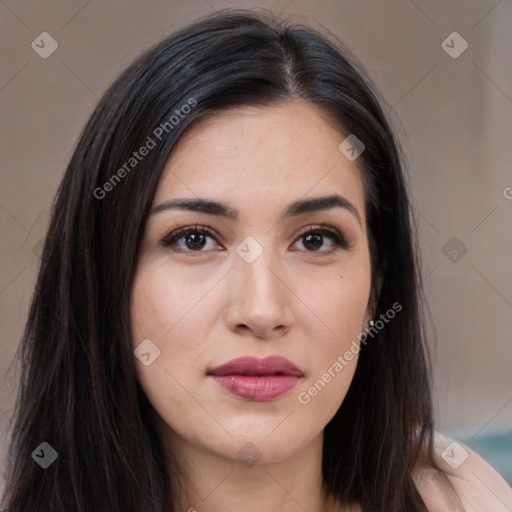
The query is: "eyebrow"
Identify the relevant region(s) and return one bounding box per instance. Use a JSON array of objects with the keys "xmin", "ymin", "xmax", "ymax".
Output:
[{"xmin": 151, "ymin": 194, "xmax": 362, "ymax": 227}]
